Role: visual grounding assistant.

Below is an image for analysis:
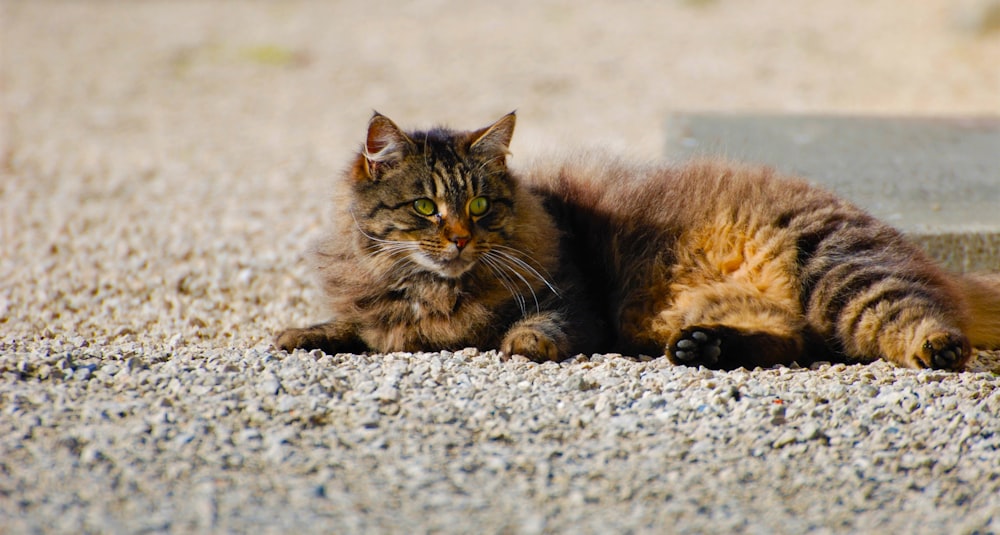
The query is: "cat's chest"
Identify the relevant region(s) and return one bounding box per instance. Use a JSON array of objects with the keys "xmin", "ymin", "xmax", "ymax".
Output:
[
  {"xmin": 357, "ymin": 279, "xmax": 498, "ymax": 351},
  {"xmin": 363, "ymin": 279, "xmax": 494, "ymax": 325},
  {"xmin": 400, "ymin": 282, "xmax": 463, "ymax": 317}
]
